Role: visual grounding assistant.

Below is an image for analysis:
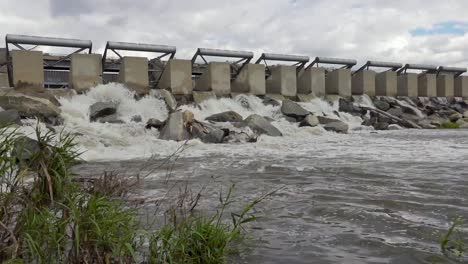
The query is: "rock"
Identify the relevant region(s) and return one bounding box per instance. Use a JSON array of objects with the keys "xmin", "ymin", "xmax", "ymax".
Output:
[
  {"xmin": 159, "ymin": 112, "xmax": 191, "ymax": 141},
  {"xmin": 236, "ymin": 95, "xmax": 251, "ymax": 109},
  {"xmin": 417, "ymin": 119, "xmax": 437, "ymax": 129},
  {"xmin": 386, "ymin": 107, "xmax": 403, "ymax": 118},
  {"xmin": 317, "ymin": 116, "xmax": 340, "ymax": 124},
  {"xmin": 97, "ymin": 114, "xmax": 123, "ymax": 124},
  {"xmin": 449, "ymin": 103, "xmax": 465, "ymax": 114},
  {"xmin": 456, "ymin": 119, "xmax": 468, "ymax": 128},
  {"xmin": 449, "ymin": 112, "xmax": 463, "ymax": 122},
  {"xmin": 464, "ymin": 111, "xmax": 468, "ymax": 118},
  {"xmin": 223, "ymin": 132, "xmax": 256, "ymax": 143},
  {"xmin": 89, "ymin": 102, "xmax": 117, "ymax": 122},
  {"xmin": 281, "ymin": 99, "xmax": 310, "ymax": 120},
  {"xmin": 378, "ymin": 96, "xmax": 398, "ymax": 106},
  {"xmin": 14, "ymin": 87, "xmax": 61, "ymax": 107},
  {"xmin": 46, "ymin": 88, "xmax": 76, "ymax": 99},
  {"xmin": 0, "ymin": 110, "xmax": 22, "ymax": 126},
  {"xmin": 299, "ymin": 114, "xmax": 319, "ymax": 127},
  {"xmin": 284, "ymin": 116, "xmax": 296, "ymax": 122},
  {"xmin": 362, "ymin": 116, "xmax": 377, "ymax": 127},
  {"xmin": 401, "ymin": 113, "xmax": 421, "ymax": 122},
  {"xmin": 0, "ymin": 90, "xmax": 61, "ymax": 122},
  {"xmin": 323, "ymin": 121, "xmax": 349, "ymax": 134},
  {"xmin": 374, "ymin": 100, "xmax": 390, "ymax": 111},
  {"xmin": 206, "ymin": 111, "xmax": 243, "ymax": 123},
  {"xmin": 242, "ymin": 114, "xmax": 282, "ymax": 137},
  {"xmin": 131, "ymin": 115, "xmax": 142, "ymax": 123},
  {"xmin": 373, "ymin": 122, "xmax": 389, "ymax": 130},
  {"xmin": 153, "ymin": 89, "xmax": 177, "ymax": 112},
  {"xmin": 190, "ymin": 121, "xmax": 227, "ymax": 143},
  {"xmin": 13, "ymin": 136, "xmax": 41, "ymax": 162},
  {"xmin": 182, "ymin": 110, "xmax": 194, "ymax": 124},
  {"xmin": 263, "ymin": 116, "xmax": 275, "ymax": 122},
  {"xmin": 146, "ymin": 118, "xmax": 165, "ymax": 130},
  {"xmin": 262, "ymin": 95, "xmax": 280, "ymax": 106},
  {"xmin": 388, "ymin": 124, "xmax": 403, "ymax": 130}
]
